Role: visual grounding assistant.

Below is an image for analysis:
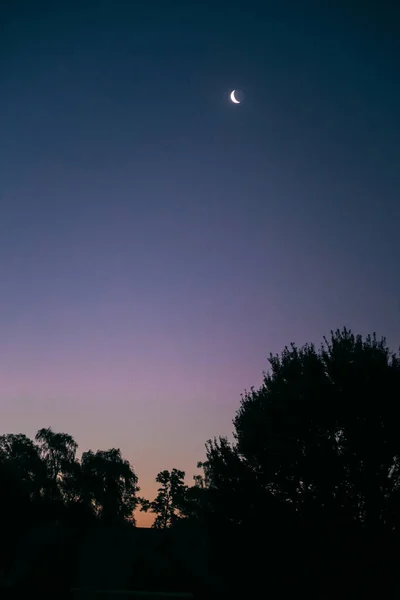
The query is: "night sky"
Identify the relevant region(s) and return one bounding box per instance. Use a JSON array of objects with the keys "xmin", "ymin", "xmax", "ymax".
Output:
[{"xmin": 1, "ymin": 1, "xmax": 399, "ymax": 525}]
